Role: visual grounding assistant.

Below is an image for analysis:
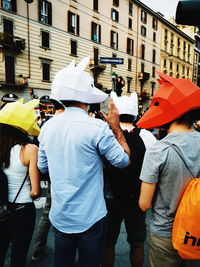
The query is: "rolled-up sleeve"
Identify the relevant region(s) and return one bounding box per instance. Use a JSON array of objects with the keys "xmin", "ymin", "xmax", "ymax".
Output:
[{"xmin": 97, "ymin": 124, "xmax": 129, "ymax": 169}]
